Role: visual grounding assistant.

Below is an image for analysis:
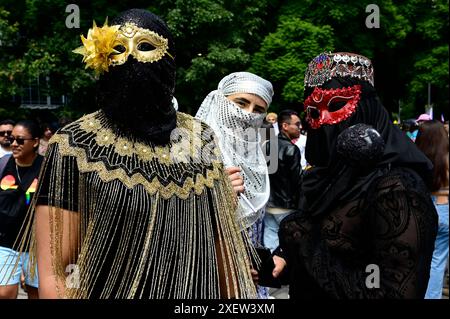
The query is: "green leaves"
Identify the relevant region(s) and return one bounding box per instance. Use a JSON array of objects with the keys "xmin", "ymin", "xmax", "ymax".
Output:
[
  {"xmin": 251, "ymin": 17, "xmax": 334, "ymax": 106},
  {"xmin": 165, "ymin": 0, "xmax": 233, "ymax": 37},
  {"xmin": 0, "ymin": 0, "xmax": 448, "ymax": 121},
  {"xmin": 0, "ymin": 8, "xmax": 19, "ymax": 47},
  {"xmin": 160, "ymin": 0, "xmax": 273, "ymax": 112},
  {"xmin": 251, "ymin": 0, "xmax": 448, "ymax": 119}
]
